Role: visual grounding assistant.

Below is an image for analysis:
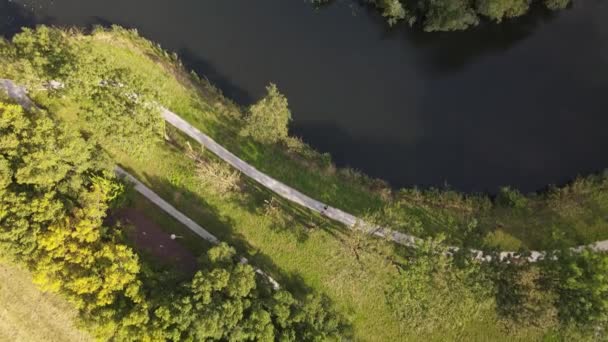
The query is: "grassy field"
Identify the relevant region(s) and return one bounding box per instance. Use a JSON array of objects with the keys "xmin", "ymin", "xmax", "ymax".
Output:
[
  {"xmin": 16, "ymin": 27, "xmax": 607, "ymax": 340},
  {"xmin": 0, "ymin": 263, "xmax": 90, "ymax": 342}
]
